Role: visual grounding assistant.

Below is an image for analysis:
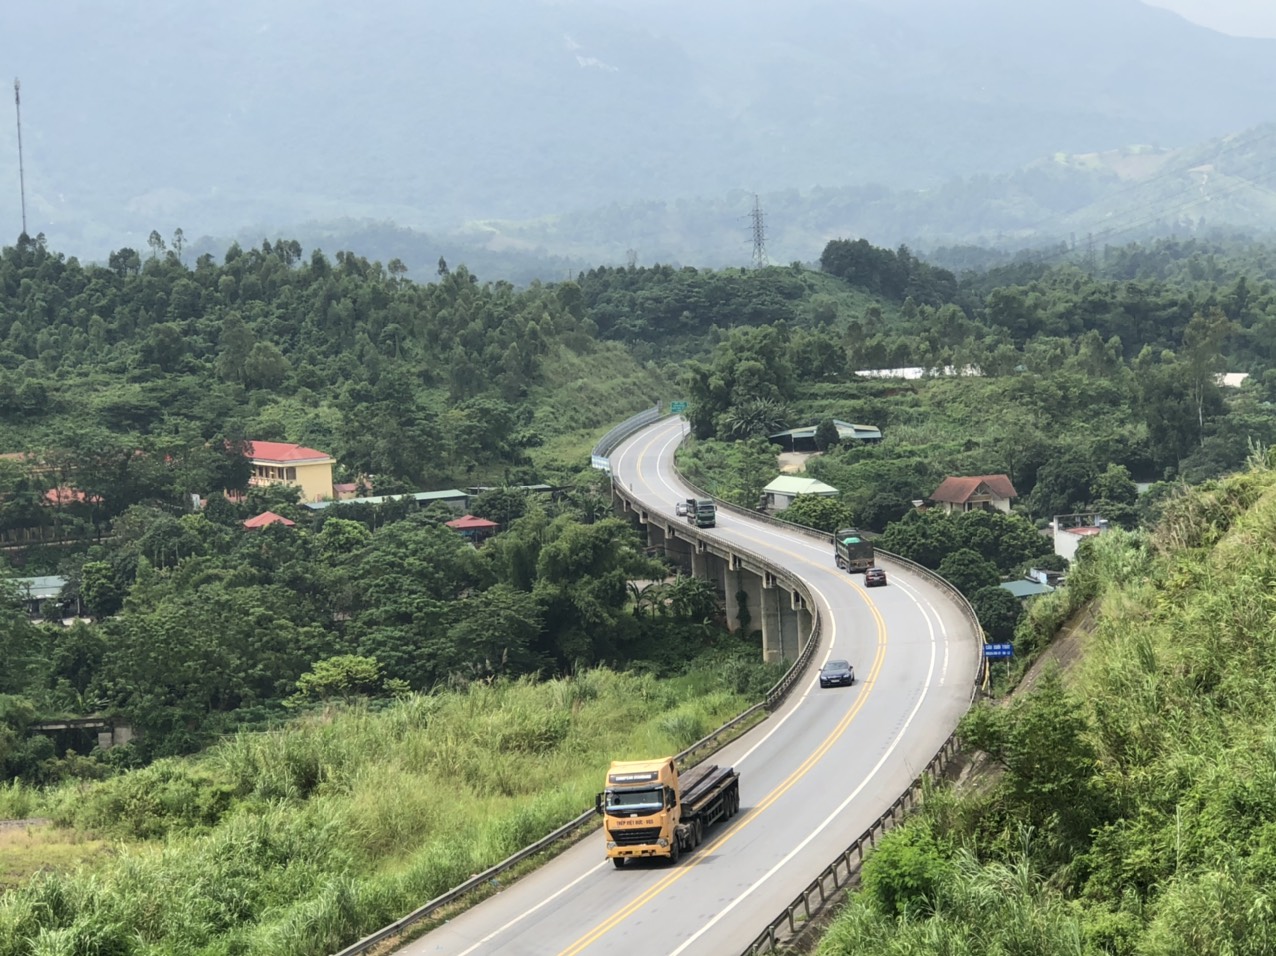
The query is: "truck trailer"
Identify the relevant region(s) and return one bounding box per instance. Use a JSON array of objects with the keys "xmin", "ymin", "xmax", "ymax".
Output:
[
  {"xmin": 596, "ymin": 757, "xmax": 740, "ymax": 867},
  {"xmin": 834, "ymin": 527, "xmax": 875, "ymax": 572}
]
